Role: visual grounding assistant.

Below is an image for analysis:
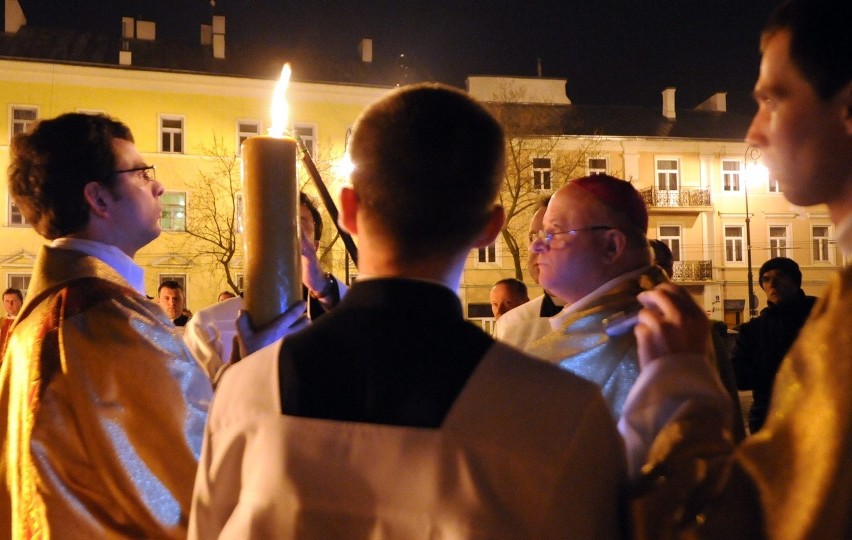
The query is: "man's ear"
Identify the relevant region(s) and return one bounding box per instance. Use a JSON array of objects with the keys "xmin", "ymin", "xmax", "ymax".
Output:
[
  {"xmin": 82, "ymin": 181, "xmax": 111, "ymax": 218},
  {"xmin": 840, "ymin": 81, "xmax": 852, "ymax": 136},
  {"xmin": 601, "ymin": 228, "xmax": 627, "ymax": 263},
  {"xmin": 338, "ymin": 186, "xmax": 359, "ymax": 235},
  {"xmin": 473, "ymin": 205, "xmax": 506, "ymax": 248}
]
